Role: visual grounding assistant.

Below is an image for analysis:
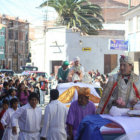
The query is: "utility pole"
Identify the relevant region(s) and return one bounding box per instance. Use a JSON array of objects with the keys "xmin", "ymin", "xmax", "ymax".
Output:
[{"xmin": 43, "ymin": 0, "xmax": 48, "ymax": 72}]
